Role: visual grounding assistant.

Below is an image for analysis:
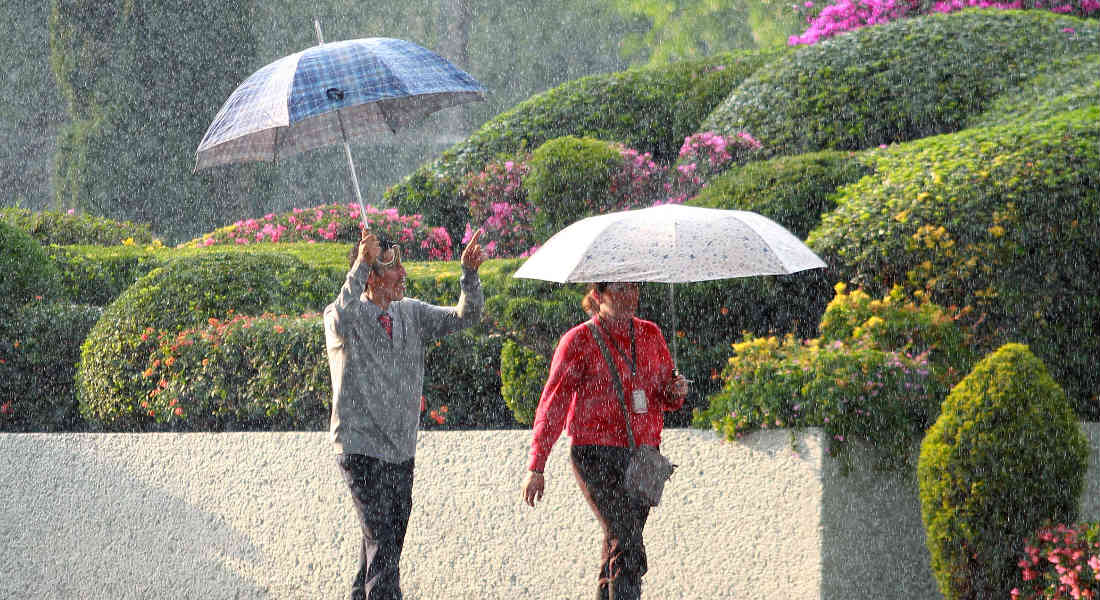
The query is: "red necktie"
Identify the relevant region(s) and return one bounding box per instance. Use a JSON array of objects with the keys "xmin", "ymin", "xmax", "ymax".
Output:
[{"xmin": 378, "ymin": 313, "xmax": 393, "ymax": 339}]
